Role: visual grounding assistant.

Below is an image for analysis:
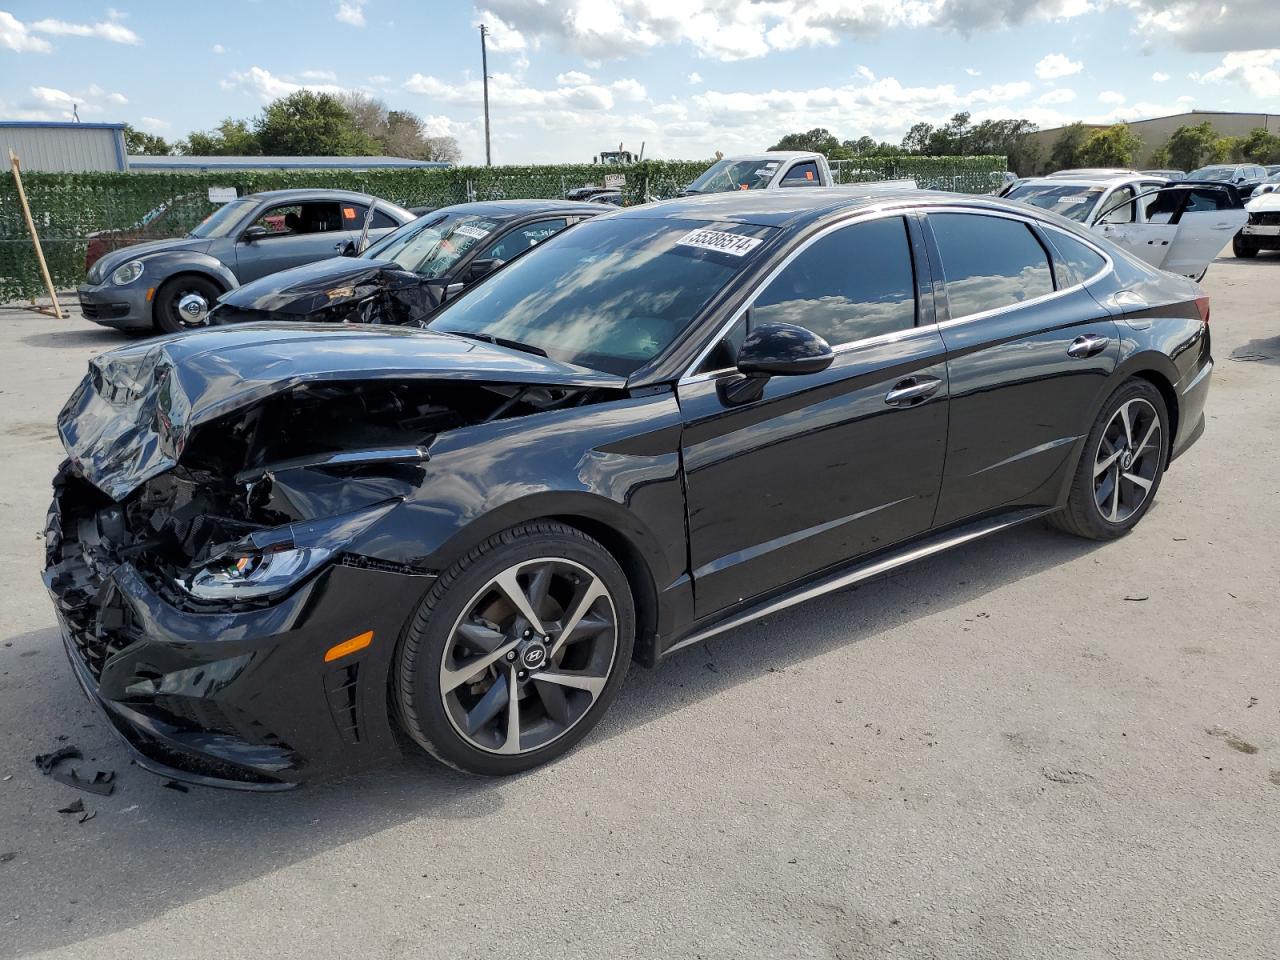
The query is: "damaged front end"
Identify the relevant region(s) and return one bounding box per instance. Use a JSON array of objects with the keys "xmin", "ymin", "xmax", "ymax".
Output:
[
  {"xmin": 43, "ymin": 326, "xmax": 624, "ymax": 788},
  {"xmin": 210, "ymin": 258, "xmax": 438, "ymax": 326}
]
